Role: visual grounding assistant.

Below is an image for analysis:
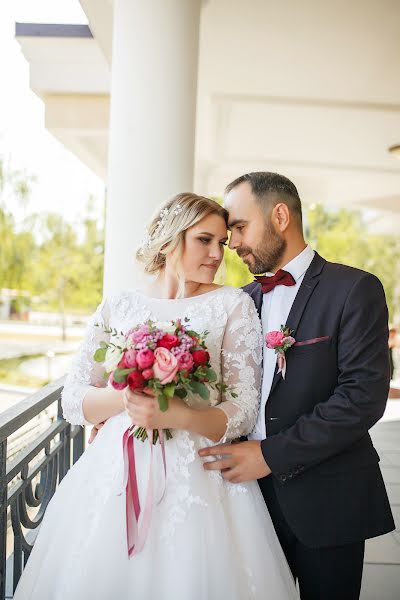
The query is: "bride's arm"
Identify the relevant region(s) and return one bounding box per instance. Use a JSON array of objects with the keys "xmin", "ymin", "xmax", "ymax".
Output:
[
  {"xmin": 124, "ymin": 292, "xmax": 262, "ymax": 443},
  {"xmin": 61, "ymin": 297, "xmax": 124, "ymax": 426},
  {"xmin": 210, "ymin": 291, "xmax": 262, "ymax": 442}
]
